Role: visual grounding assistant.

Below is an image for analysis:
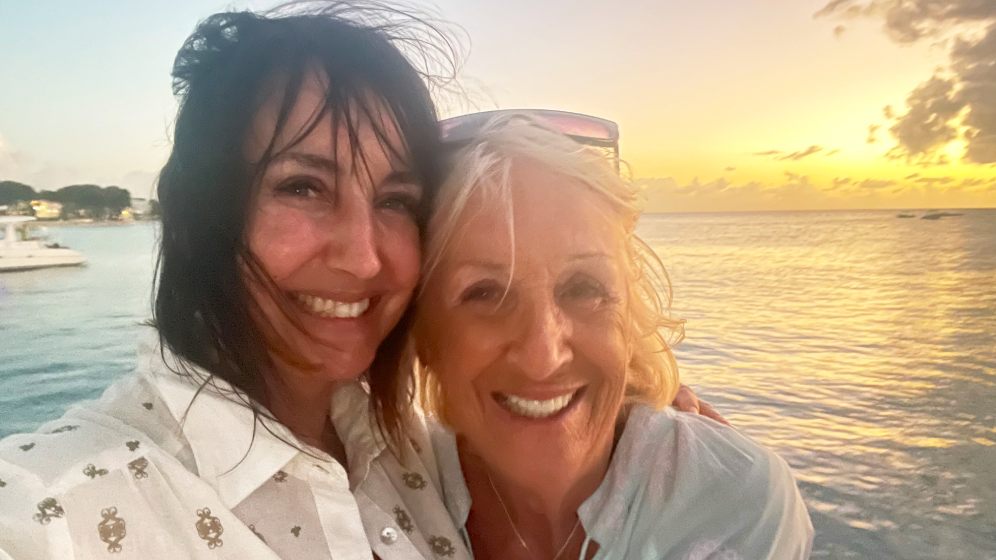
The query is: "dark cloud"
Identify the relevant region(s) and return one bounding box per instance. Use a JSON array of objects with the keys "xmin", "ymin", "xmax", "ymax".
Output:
[
  {"xmin": 867, "ymin": 124, "xmax": 881, "ymax": 144},
  {"xmin": 751, "ymin": 149, "xmax": 783, "ymax": 156},
  {"xmin": 859, "ymin": 179, "xmax": 896, "ymax": 190},
  {"xmin": 779, "ymin": 145, "xmax": 825, "ymax": 161},
  {"xmin": 818, "ymin": 0, "xmax": 996, "ymax": 163}
]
